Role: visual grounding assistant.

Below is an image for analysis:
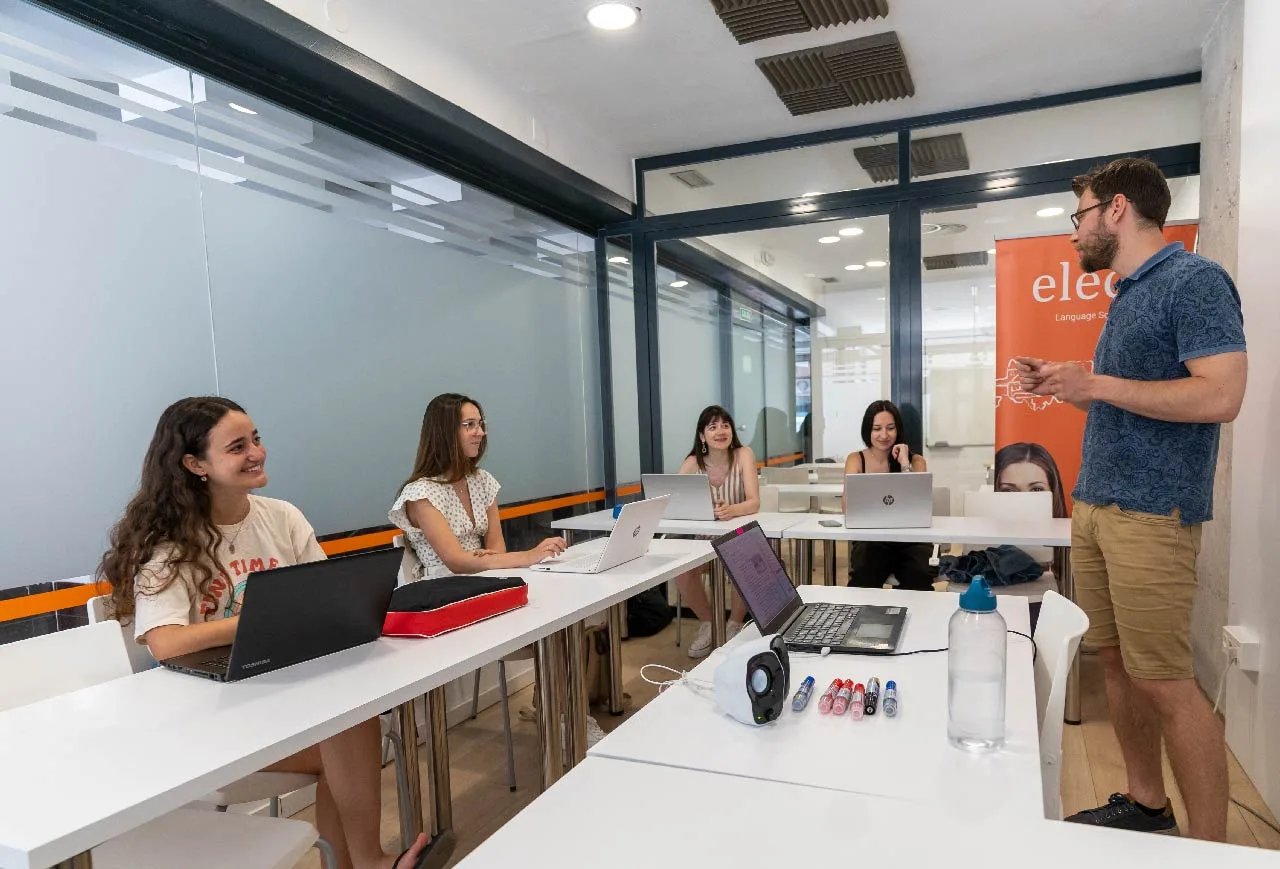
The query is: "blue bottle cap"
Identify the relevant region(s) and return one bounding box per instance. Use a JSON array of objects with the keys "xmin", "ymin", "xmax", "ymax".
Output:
[
  {"xmin": 612, "ymin": 503, "xmax": 624, "ymax": 519},
  {"xmin": 959, "ymin": 576, "xmax": 997, "ymax": 612},
  {"xmin": 886, "ymin": 680, "xmax": 896, "ymax": 691}
]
